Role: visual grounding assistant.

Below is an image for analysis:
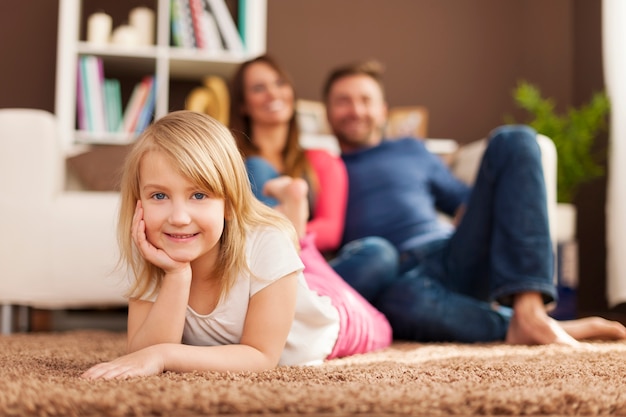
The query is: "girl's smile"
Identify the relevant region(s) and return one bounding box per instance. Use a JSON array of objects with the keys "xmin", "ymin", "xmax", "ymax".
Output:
[{"xmin": 165, "ymin": 232, "xmax": 199, "ymax": 240}]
